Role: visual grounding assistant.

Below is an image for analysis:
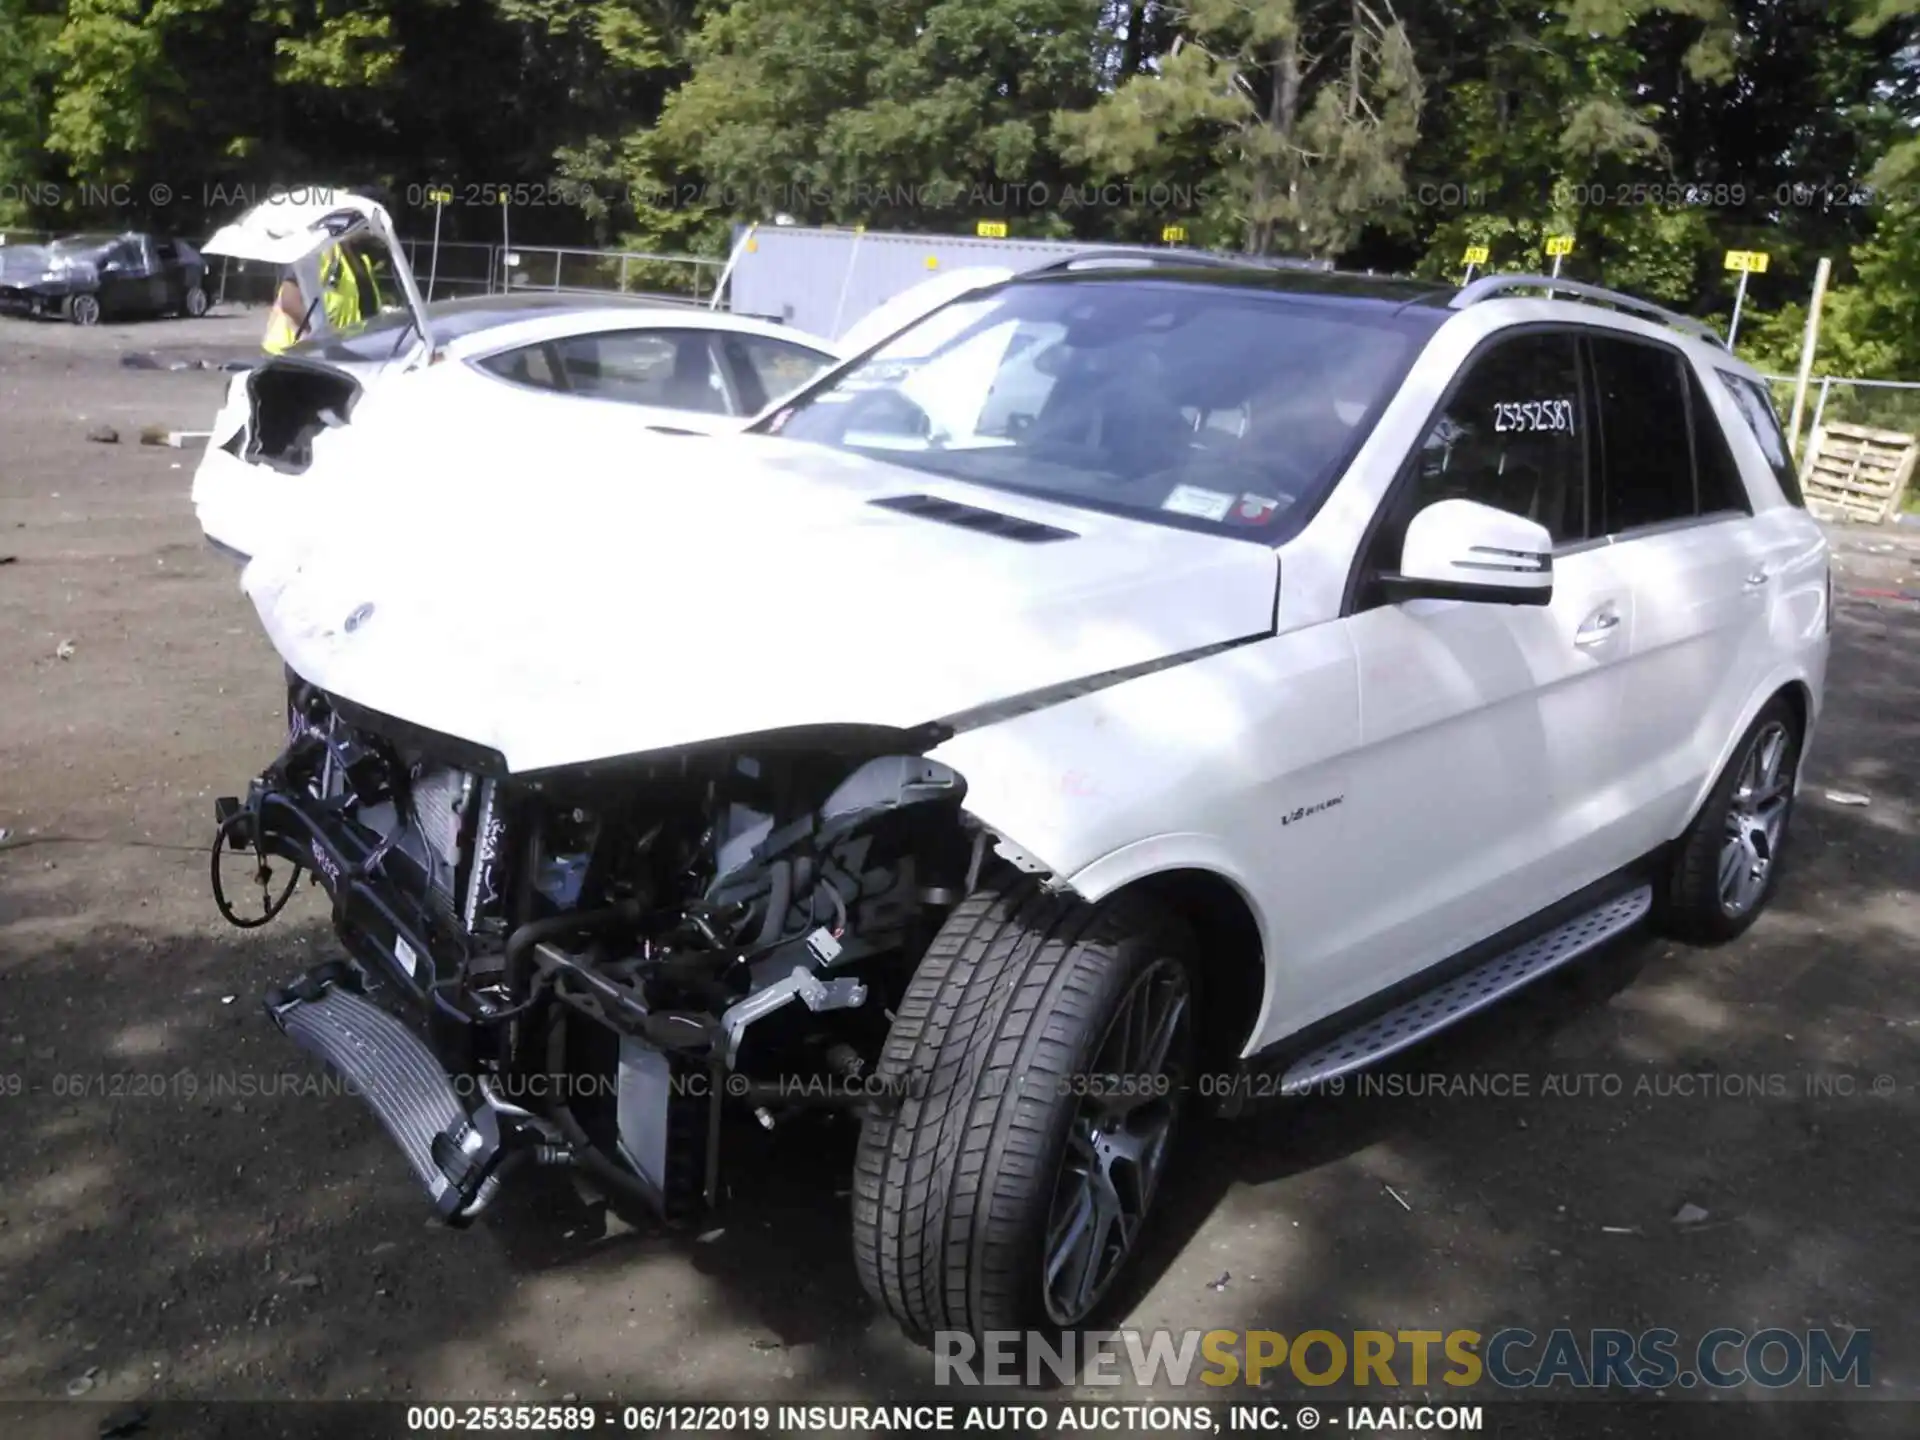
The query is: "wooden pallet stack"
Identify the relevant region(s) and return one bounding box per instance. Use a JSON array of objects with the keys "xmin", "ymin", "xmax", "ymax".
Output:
[{"xmin": 1800, "ymin": 421, "xmax": 1919, "ymax": 524}]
